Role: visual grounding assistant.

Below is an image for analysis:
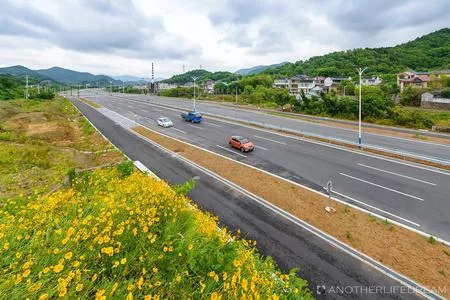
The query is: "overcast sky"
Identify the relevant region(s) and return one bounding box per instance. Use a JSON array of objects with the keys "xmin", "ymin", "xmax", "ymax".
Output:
[{"xmin": 1, "ymin": 0, "xmax": 449, "ymax": 78}]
